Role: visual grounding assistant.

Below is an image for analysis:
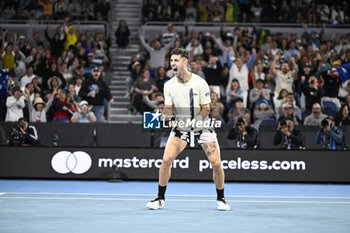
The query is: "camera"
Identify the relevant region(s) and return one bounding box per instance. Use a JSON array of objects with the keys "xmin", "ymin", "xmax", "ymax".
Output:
[
  {"xmin": 236, "ymin": 117, "xmax": 245, "ymax": 126},
  {"xmin": 7, "ymin": 125, "xmax": 23, "ymax": 146},
  {"xmin": 321, "ymin": 119, "xmax": 329, "ymax": 128},
  {"xmin": 279, "ymin": 119, "xmax": 287, "ymax": 128},
  {"xmin": 310, "ymin": 80, "xmax": 315, "ymax": 84}
]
